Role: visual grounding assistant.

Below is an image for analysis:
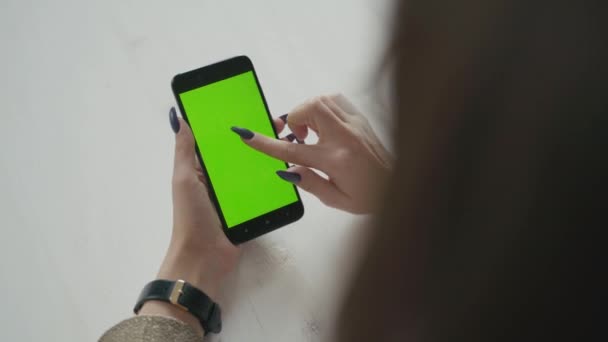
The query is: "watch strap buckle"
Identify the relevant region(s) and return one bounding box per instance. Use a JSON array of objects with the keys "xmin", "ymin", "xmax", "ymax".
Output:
[{"xmin": 168, "ymin": 279, "xmax": 188, "ymax": 311}]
